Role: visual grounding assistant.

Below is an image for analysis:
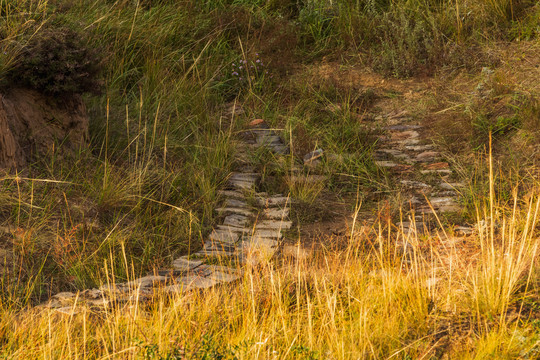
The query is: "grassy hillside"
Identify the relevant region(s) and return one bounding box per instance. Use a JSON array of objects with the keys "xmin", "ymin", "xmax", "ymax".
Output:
[{"xmin": 0, "ymin": 0, "xmax": 539, "ymax": 358}]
